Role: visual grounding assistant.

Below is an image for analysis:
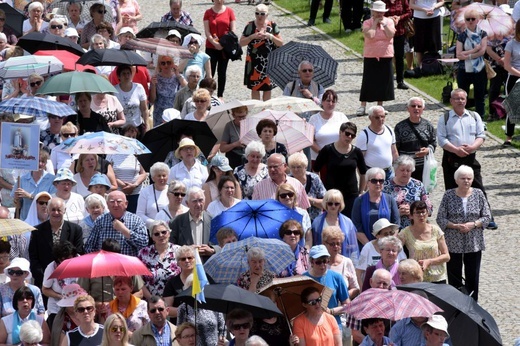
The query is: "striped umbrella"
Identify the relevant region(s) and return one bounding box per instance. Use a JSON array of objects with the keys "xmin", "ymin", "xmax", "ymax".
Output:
[
  {"xmin": 240, "ymin": 110, "xmax": 314, "ymax": 154},
  {"xmin": 0, "ymin": 97, "xmax": 76, "ymax": 117}
]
